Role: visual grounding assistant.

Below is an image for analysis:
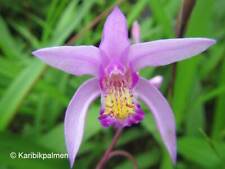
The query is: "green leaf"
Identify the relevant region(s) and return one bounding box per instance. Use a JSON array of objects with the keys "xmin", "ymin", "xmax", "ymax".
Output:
[
  {"xmin": 52, "ymin": 0, "xmax": 97, "ymax": 45},
  {"xmin": 11, "ymin": 22, "xmax": 40, "ymax": 48},
  {"xmin": 0, "ymin": 16, "xmax": 22, "ymax": 58},
  {"xmin": 185, "ymin": 80, "xmax": 205, "ymax": 136},
  {"xmin": 212, "ymin": 56, "xmax": 225, "ymax": 139},
  {"xmin": 178, "ymin": 137, "xmax": 223, "ymax": 168},
  {"xmin": 148, "ymin": 0, "xmax": 174, "ymax": 37},
  {"xmin": 0, "ymin": 60, "xmax": 46, "ymax": 131},
  {"xmin": 127, "ymin": 0, "xmax": 149, "ymax": 26},
  {"xmin": 41, "ymin": 0, "xmax": 69, "ymax": 43}
]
